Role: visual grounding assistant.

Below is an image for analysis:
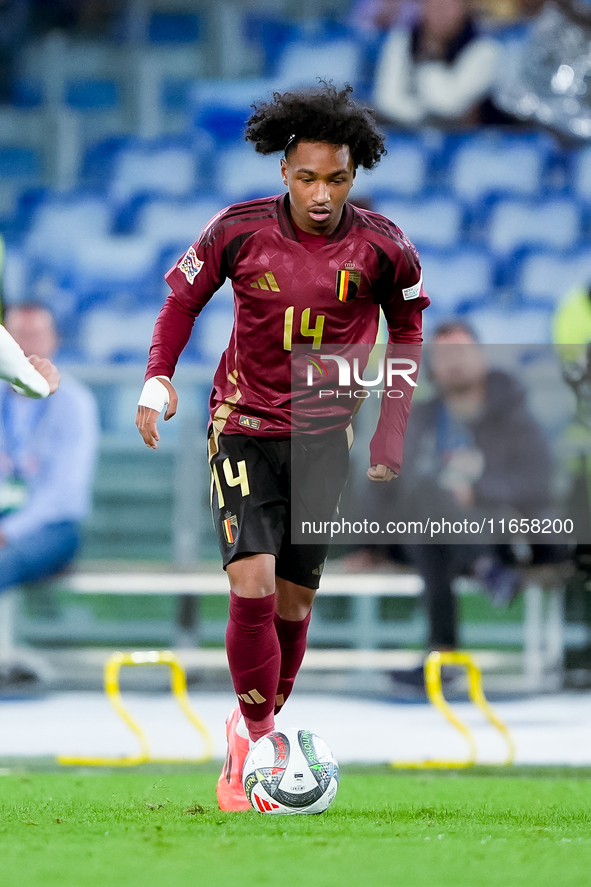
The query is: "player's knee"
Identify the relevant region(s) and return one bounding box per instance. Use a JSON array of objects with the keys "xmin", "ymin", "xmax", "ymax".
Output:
[
  {"xmin": 227, "ymin": 553, "xmax": 276, "ymax": 598},
  {"xmin": 275, "ymin": 580, "xmax": 315, "ymax": 621}
]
